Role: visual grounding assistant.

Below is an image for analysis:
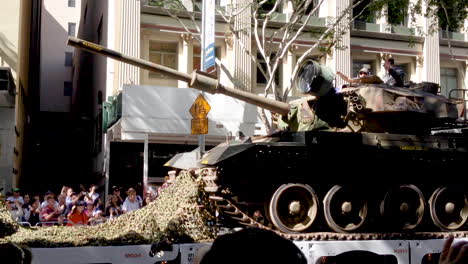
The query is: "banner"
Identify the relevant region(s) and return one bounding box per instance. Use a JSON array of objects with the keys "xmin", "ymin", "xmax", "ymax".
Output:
[{"xmin": 202, "ymin": 0, "xmax": 216, "ymax": 70}]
